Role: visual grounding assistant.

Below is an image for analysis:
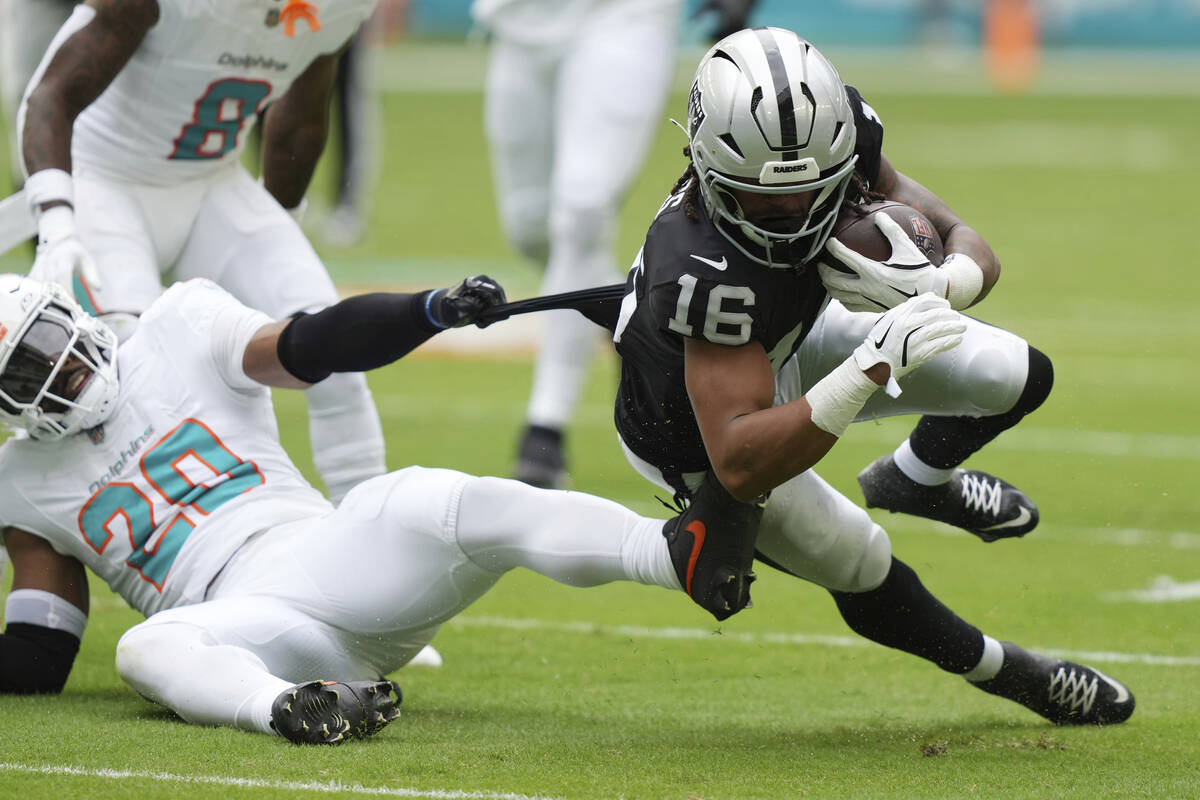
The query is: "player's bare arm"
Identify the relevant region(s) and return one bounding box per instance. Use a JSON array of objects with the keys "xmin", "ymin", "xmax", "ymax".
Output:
[
  {"xmin": 684, "ymin": 338, "xmax": 842, "ymax": 501},
  {"xmin": 260, "ymin": 49, "xmax": 343, "ymax": 211},
  {"xmin": 0, "ymin": 528, "xmax": 89, "ymax": 694},
  {"xmin": 873, "ymin": 154, "xmax": 999, "ymax": 304},
  {"xmin": 21, "ymin": 0, "xmax": 159, "ymax": 194},
  {"xmin": 4, "ymin": 528, "xmax": 89, "ymax": 613}
]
